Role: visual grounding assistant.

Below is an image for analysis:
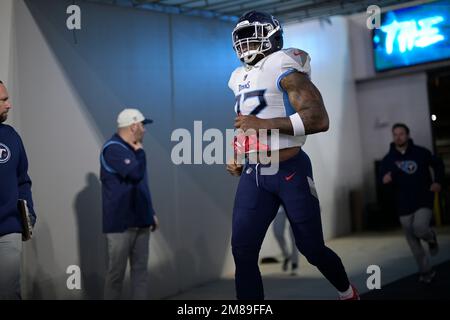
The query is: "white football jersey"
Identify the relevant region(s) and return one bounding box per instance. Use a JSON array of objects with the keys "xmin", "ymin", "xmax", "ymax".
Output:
[{"xmin": 228, "ymin": 48, "xmax": 311, "ymax": 152}]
